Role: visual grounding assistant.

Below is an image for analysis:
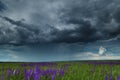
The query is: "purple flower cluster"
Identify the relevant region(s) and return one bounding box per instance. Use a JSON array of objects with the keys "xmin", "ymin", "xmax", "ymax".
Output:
[
  {"xmin": 0, "ymin": 62, "xmax": 68, "ymax": 80},
  {"xmin": 117, "ymin": 76, "xmax": 120, "ymax": 80},
  {"xmin": 24, "ymin": 65, "xmax": 65, "ymax": 80}
]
